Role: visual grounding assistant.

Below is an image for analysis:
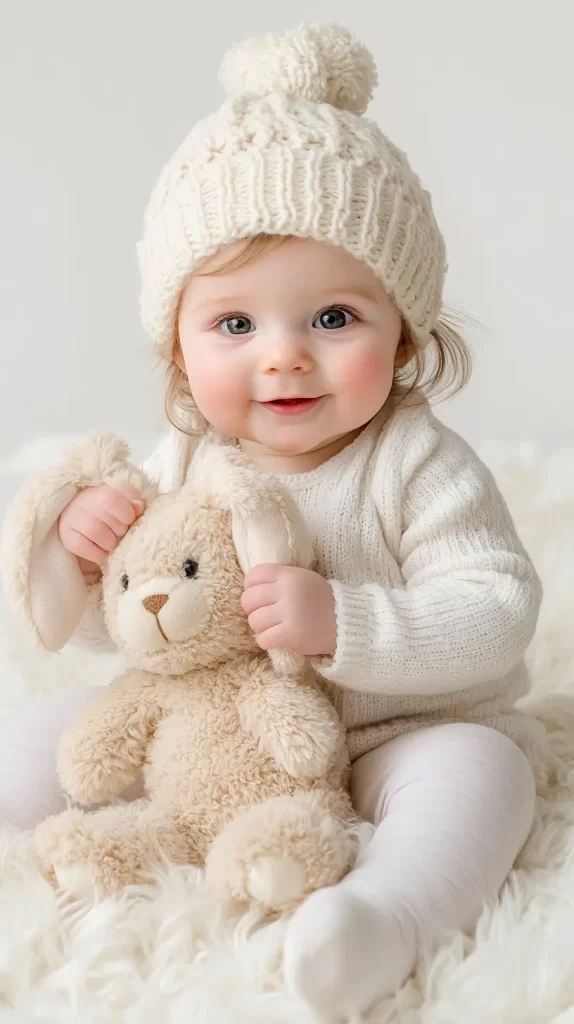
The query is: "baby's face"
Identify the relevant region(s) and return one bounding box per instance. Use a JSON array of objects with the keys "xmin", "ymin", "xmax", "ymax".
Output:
[{"xmin": 177, "ymin": 237, "xmax": 402, "ymax": 461}]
